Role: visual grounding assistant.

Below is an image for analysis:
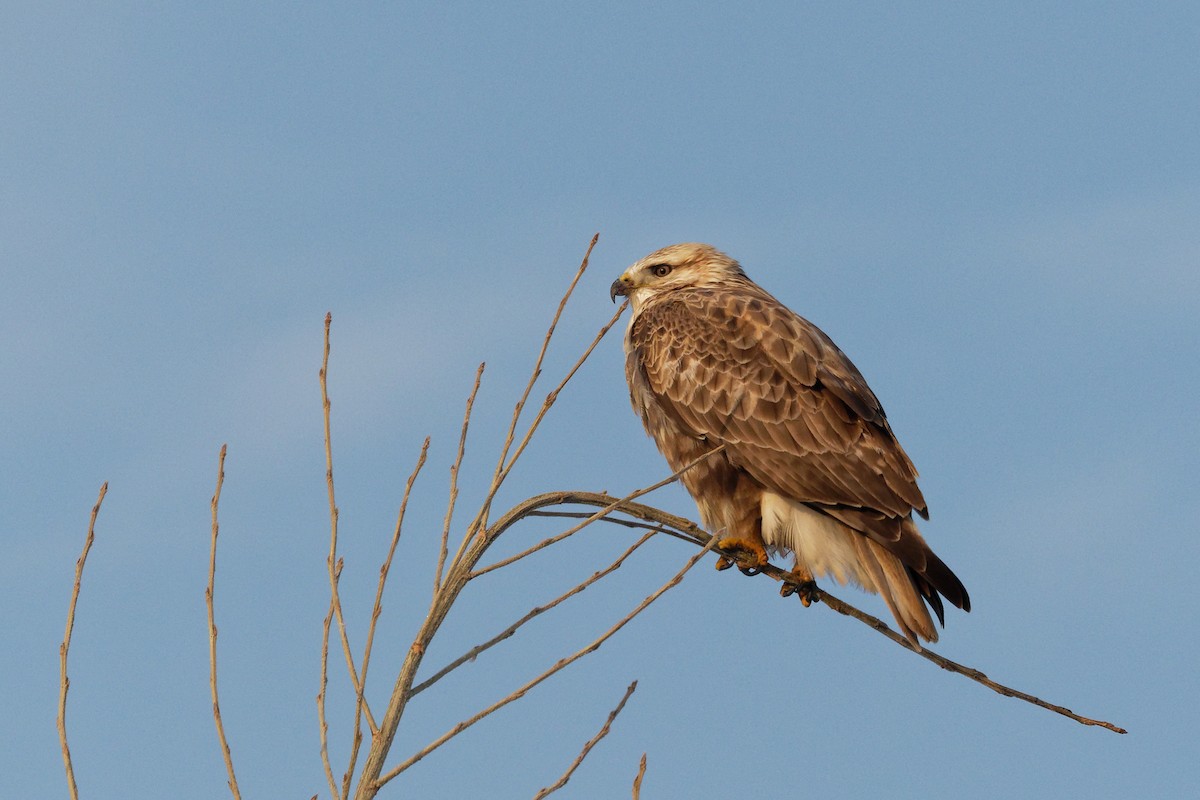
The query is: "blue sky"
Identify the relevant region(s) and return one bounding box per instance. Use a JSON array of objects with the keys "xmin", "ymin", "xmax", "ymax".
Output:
[{"xmin": 3, "ymin": 3, "xmax": 1197, "ymax": 798}]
